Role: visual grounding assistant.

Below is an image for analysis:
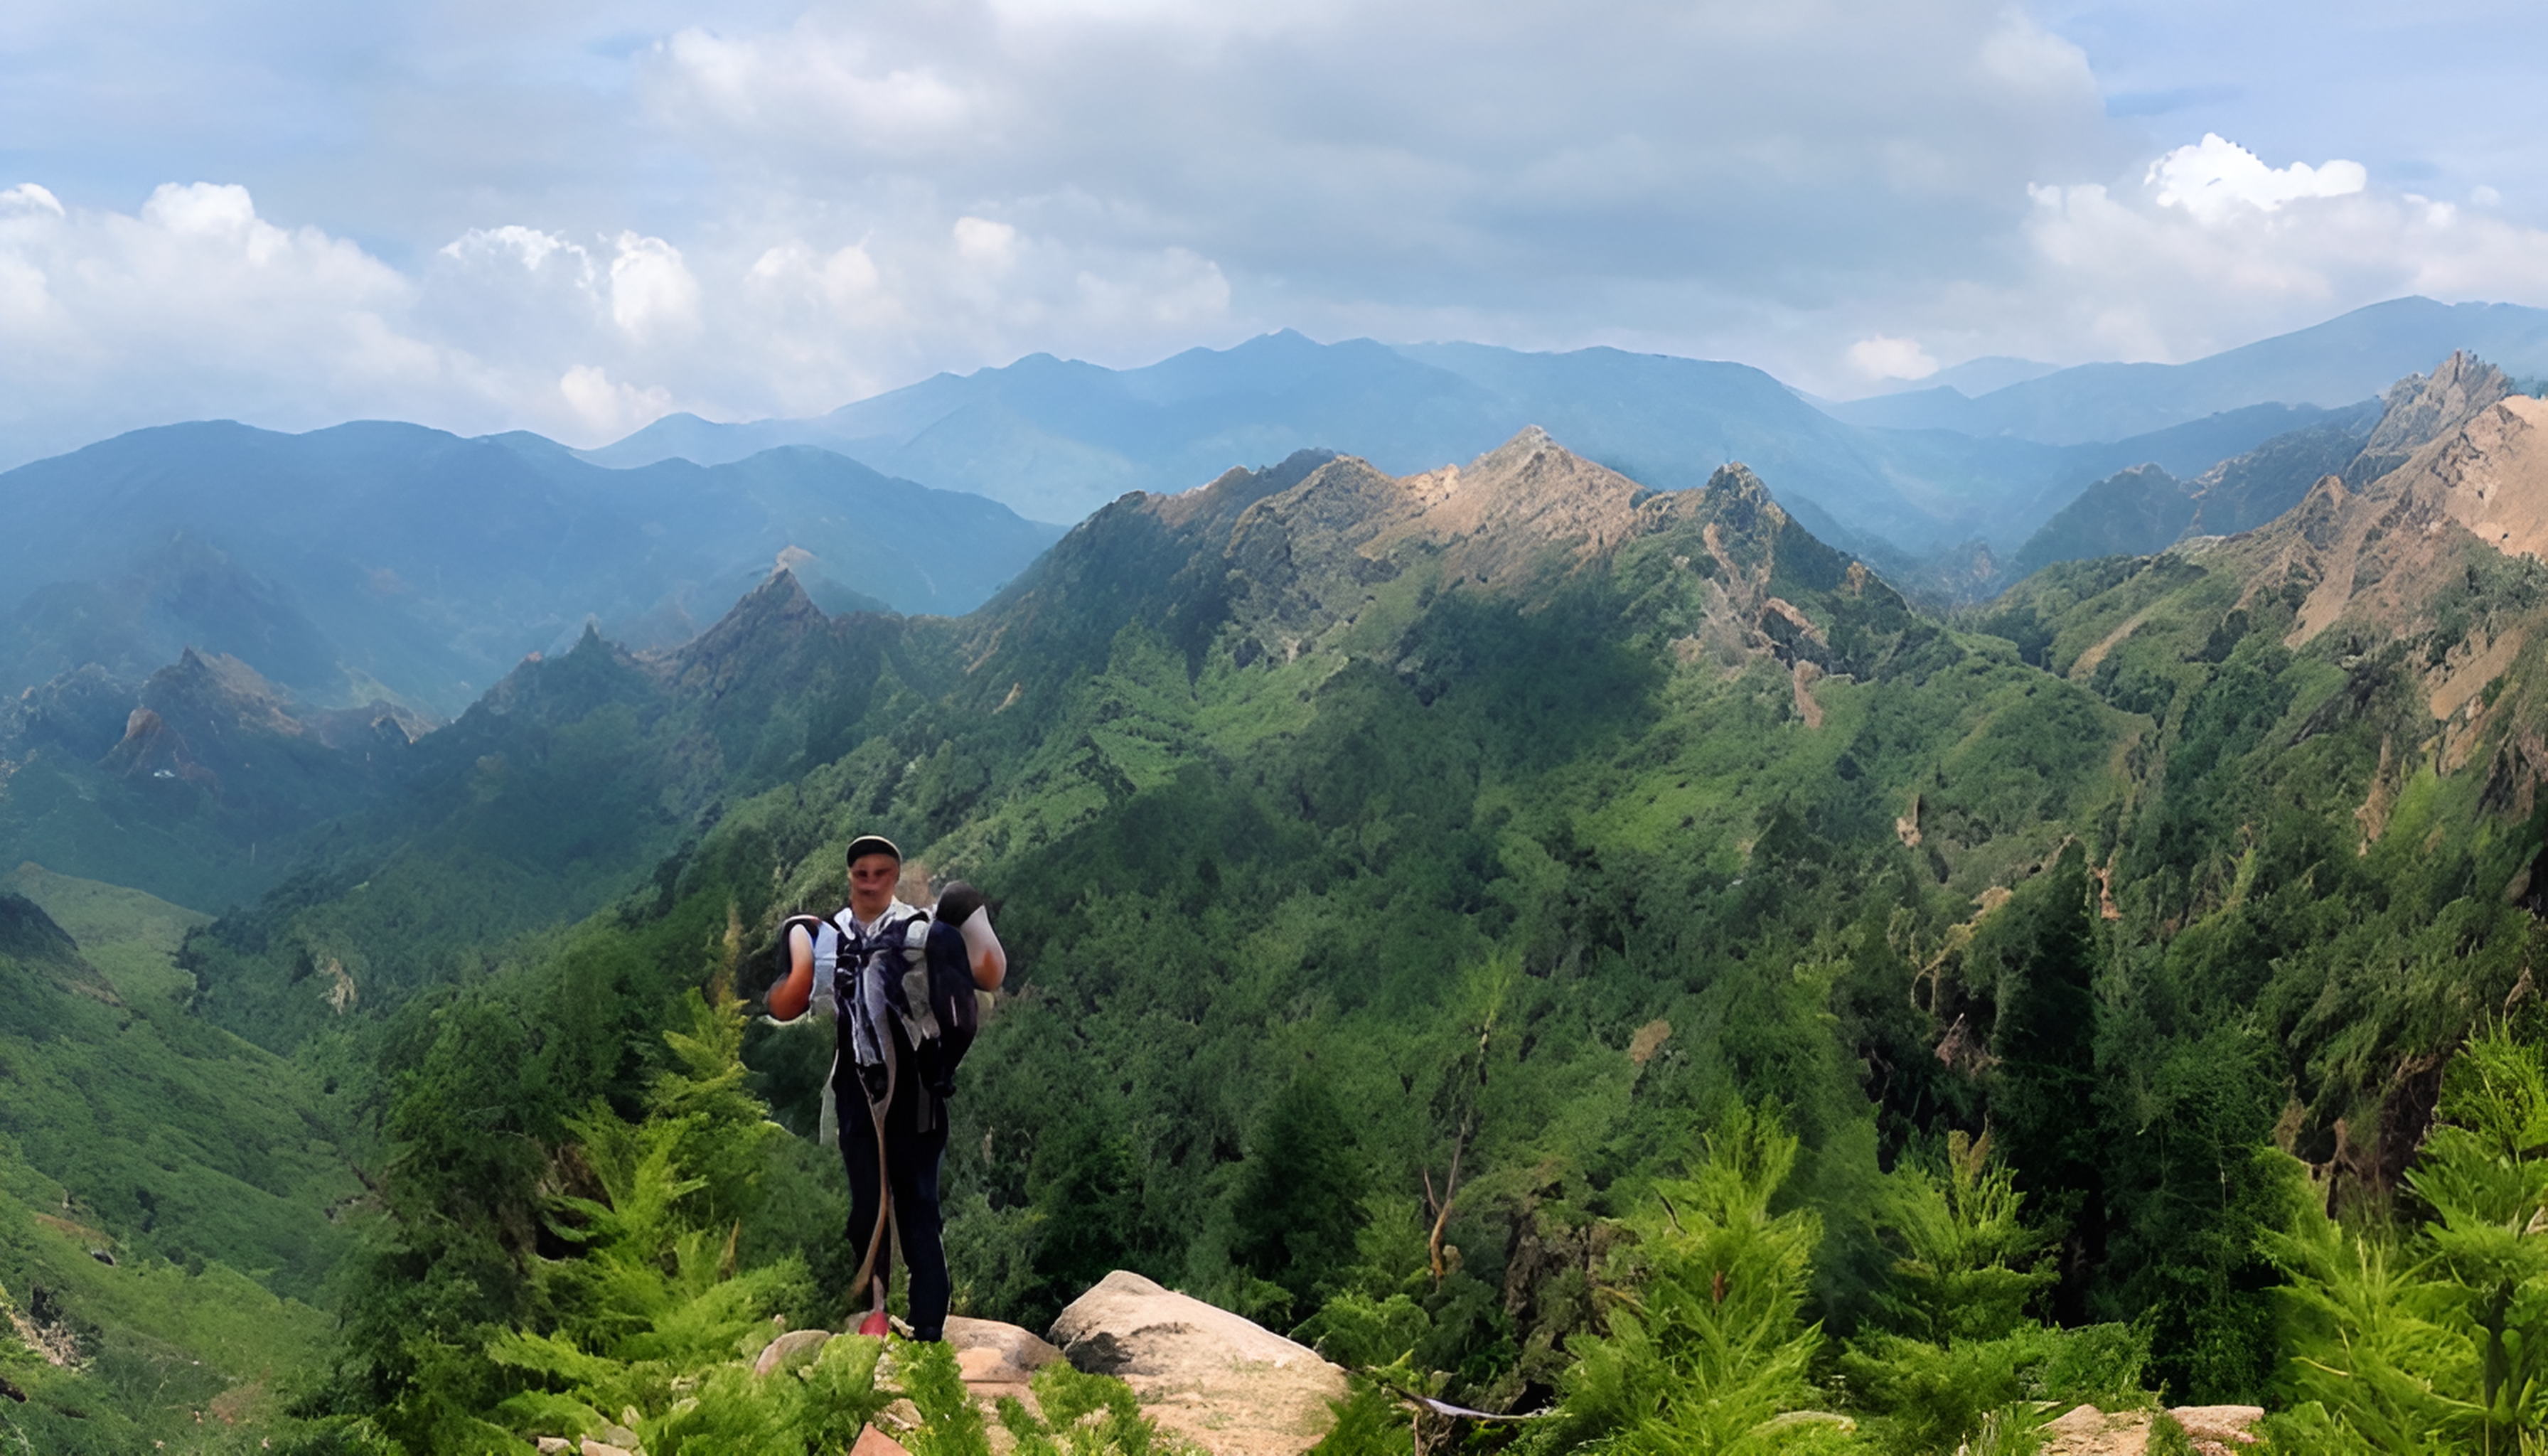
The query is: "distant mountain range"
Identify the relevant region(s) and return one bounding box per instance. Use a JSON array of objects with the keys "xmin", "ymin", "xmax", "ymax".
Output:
[
  {"xmin": 0, "ymin": 422, "xmax": 1061, "ymax": 713},
  {"xmin": 1825, "ymin": 297, "xmax": 2548, "ymax": 441},
  {"xmin": 9, "ymin": 296, "xmax": 2545, "ymax": 723},
  {"xmin": 579, "ymin": 329, "xmax": 2359, "ymax": 555},
  {"xmin": 2001, "ymin": 353, "xmax": 2520, "ymax": 582}
]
